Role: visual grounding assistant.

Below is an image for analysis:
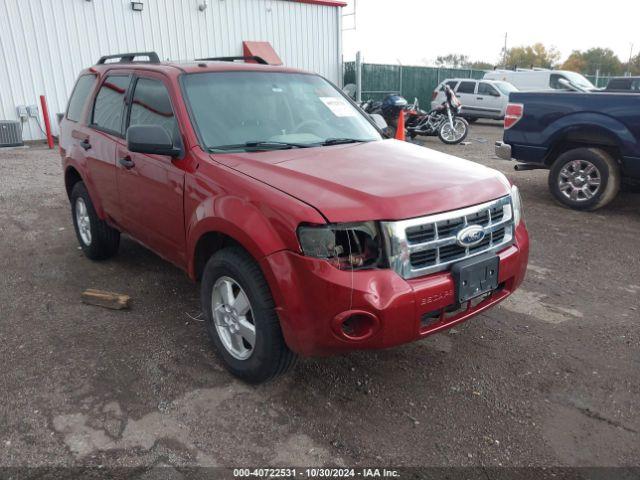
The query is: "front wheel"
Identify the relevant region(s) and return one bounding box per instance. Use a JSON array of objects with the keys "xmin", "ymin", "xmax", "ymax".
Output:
[
  {"xmin": 438, "ymin": 117, "xmax": 468, "ymax": 144},
  {"xmin": 201, "ymin": 247, "xmax": 296, "ymax": 383},
  {"xmin": 548, "ymin": 148, "xmax": 620, "ymax": 211}
]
